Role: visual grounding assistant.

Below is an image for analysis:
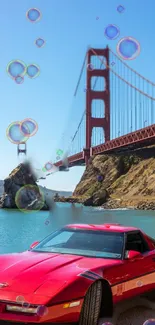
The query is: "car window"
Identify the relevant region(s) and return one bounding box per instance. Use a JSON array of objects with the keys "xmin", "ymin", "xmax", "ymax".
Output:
[
  {"xmin": 32, "ymin": 229, "xmax": 124, "ymax": 259},
  {"xmin": 125, "ymin": 232, "xmax": 149, "ymax": 253},
  {"xmin": 43, "ymin": 231, "xmax": 74, "ymax": 247}
]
